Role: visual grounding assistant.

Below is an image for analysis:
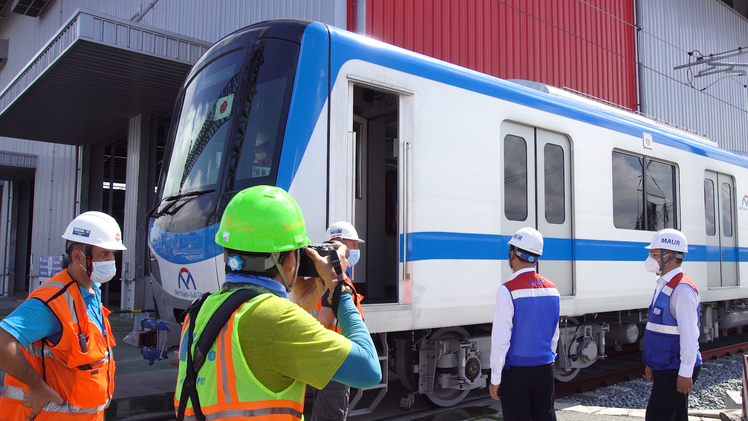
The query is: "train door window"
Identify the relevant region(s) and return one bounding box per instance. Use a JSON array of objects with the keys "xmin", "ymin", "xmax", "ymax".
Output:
[
  {"xmin": 612, "ymin": 151, "xmax": 677, "ymax": 231},
  {"xmin": 722, "ymin": 182, "xmax": 733, "ymax": 237},
  {"xmin": 504, "ymin": 135, "xmax": 528, "ymax": 221},
  {"xmin": 544, "ymin": 143, "xmax": 565, "ymax": 224},
  {"xmin": 704, "ymin": 171, "xmax": 737, "ymax": 287},
  {"xmin": 704, "ymin": 179, "xmax": 716, "ymax": 236}
]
